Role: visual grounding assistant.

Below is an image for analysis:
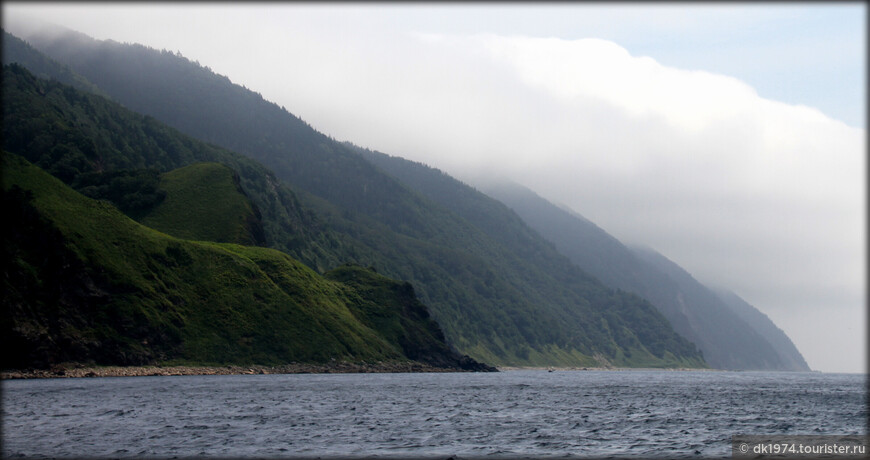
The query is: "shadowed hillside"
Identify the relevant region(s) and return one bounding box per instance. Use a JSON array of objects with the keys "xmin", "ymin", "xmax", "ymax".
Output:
[{"xmin": 1, "ymin": 153, "xmax": 489, "ymax": 371}]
